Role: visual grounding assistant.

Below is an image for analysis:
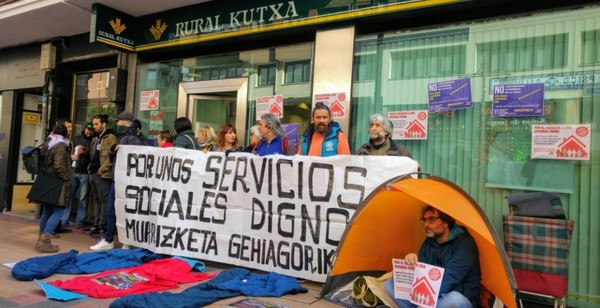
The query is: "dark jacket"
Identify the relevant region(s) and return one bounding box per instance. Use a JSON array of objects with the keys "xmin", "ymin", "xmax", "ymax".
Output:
[
  {"xmin": 355, "ymin": 137, "xmax": 412, "ymax": 157},
  {"xmin": 110, "ymin": 126, "xmax": 146, "ymax": 177},
  {"xmin": 72, "ymin": 133, "xmax": 93, "ymax": 174},
  {"xmin": 41, "ymin": 133, "xmax": 72, "ymax": 206},
  {"xmin": 89, "ymin": 129, "xmax": 117, "ymax": 179},
  {"xmin": 418, "ymin": 225, "xmax": 481, "ymax": 307},
  {"xmin": 173, "ymin": 129, "xmax": 199, "ymax": 150}
]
